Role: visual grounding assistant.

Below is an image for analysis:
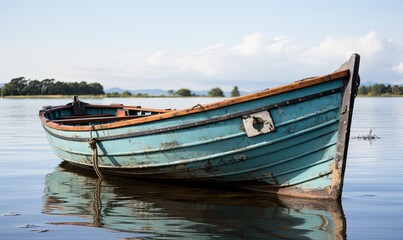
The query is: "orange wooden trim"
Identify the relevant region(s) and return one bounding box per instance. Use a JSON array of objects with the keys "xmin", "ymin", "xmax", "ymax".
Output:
[
  {"xmin": 40, "ymin": 69, "xmax": 349, "ymax": 131},
  {"xmin": 122, "ymin": 106, "xmax": 173, "ymax": 113}
]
